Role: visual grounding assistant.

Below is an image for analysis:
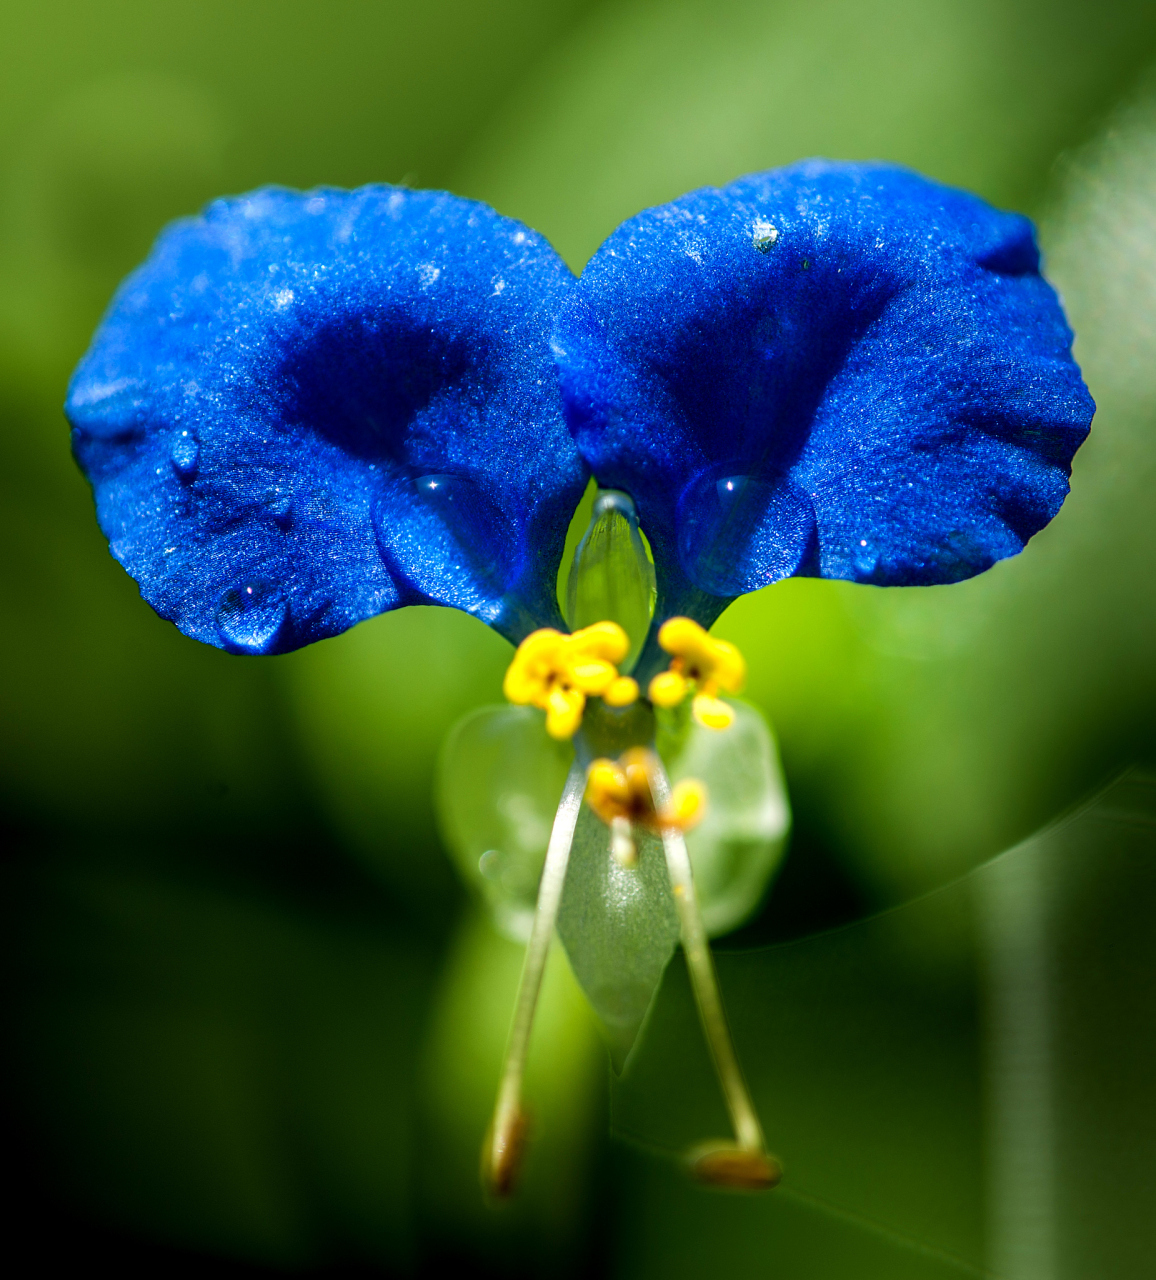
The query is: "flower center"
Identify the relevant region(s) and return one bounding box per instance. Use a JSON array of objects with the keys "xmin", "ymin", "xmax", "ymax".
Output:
[
  {"xmin": 485, "ymin": 491, "xmax": 773, "ymax": 1199},
  {"xmin": 503, "ymin": 621, "xmax": 640, "ymax": 739}
]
